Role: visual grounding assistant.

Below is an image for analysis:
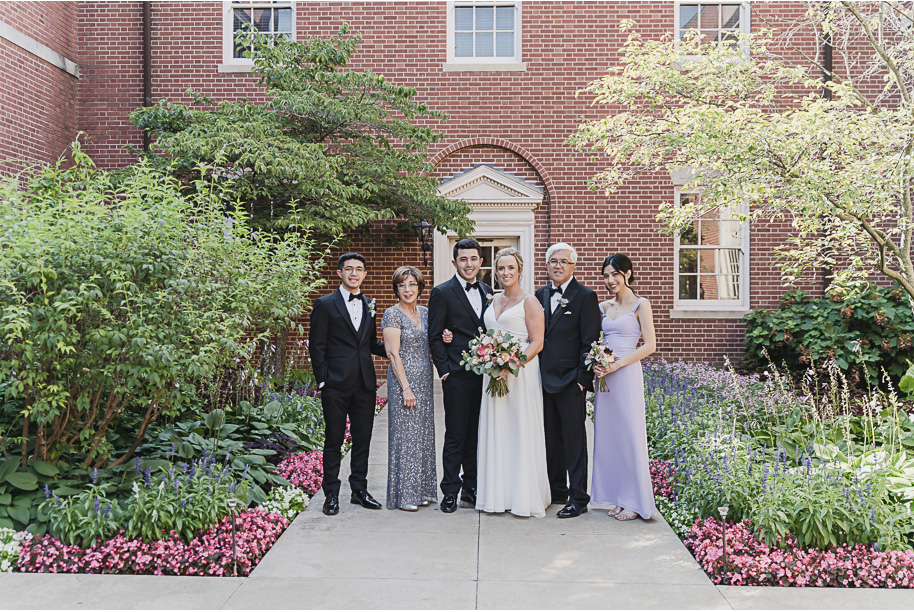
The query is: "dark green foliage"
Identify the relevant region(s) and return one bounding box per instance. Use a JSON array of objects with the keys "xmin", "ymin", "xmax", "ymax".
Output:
[
  {"xmin": 130, "ymin": 24, "xmax": 473, "ymax": 237},
  {"xmin": 743, "ymin": 285, "xmax": 914, "ymax": 389},
  {"xmin": 0, "ymin": 144, "xmax": 327, "ymax": 469}
]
